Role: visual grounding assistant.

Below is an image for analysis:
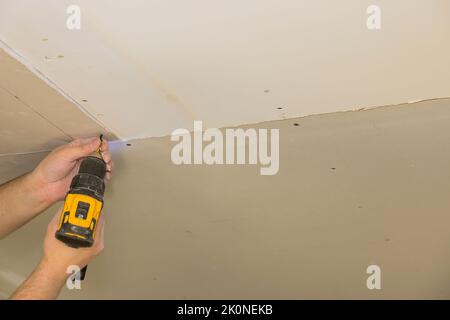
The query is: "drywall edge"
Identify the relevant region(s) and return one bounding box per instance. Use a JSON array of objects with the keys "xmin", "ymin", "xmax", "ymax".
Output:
[{"xmin": 0, "ymin": 38, "xmax": 115, "ymax": 138}]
